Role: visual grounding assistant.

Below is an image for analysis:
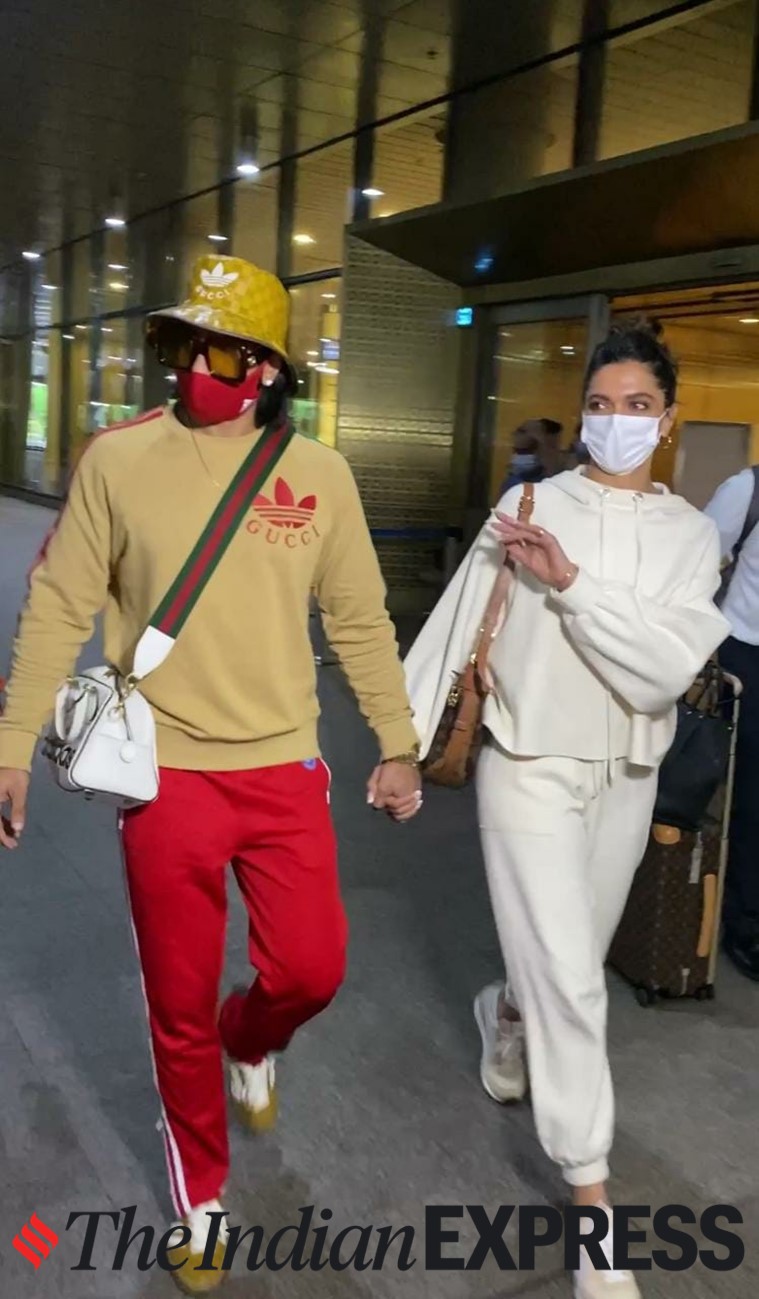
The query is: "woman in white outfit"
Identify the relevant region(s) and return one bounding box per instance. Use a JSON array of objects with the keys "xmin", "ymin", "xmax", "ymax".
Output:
[{"xmin": 405, "ymin": 321, "xmax": 729, "ymax": 1299}]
